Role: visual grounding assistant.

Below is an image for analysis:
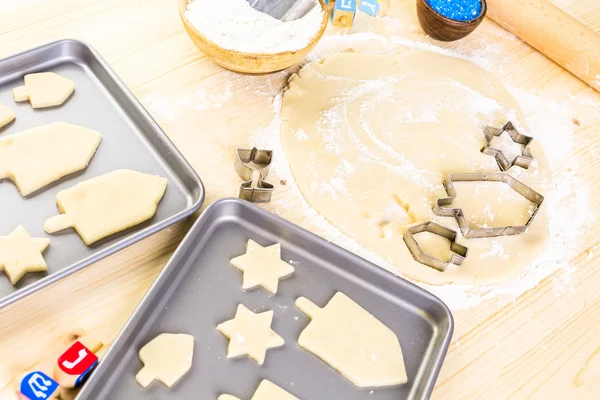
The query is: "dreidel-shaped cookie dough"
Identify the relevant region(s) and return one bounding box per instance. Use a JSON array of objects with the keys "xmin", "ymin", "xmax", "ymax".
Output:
[
  {"xmin": 0, "ymin": 122, "xmax": 102, "ymax": 196},
  {"xmin": 44, "ymin": 169, "xmax": 167, "ymax": 245},
  {"xmin": 219, "ymin": 380, "xmax": 299, "ymax": 400},
  {"xmin": 296, "ymin": 292, "xmax": 407, "ymax": 387},
  {"xmin": 135, "ymin": 333, "xmax": 194, "ymax": 388},
  {"xmin": 0, "ymin": 105, "xmax": 15, "ymax": 130},
  {"xmin": 13, "ymin": 72, "xmax": 75, "ymax": 108}
]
